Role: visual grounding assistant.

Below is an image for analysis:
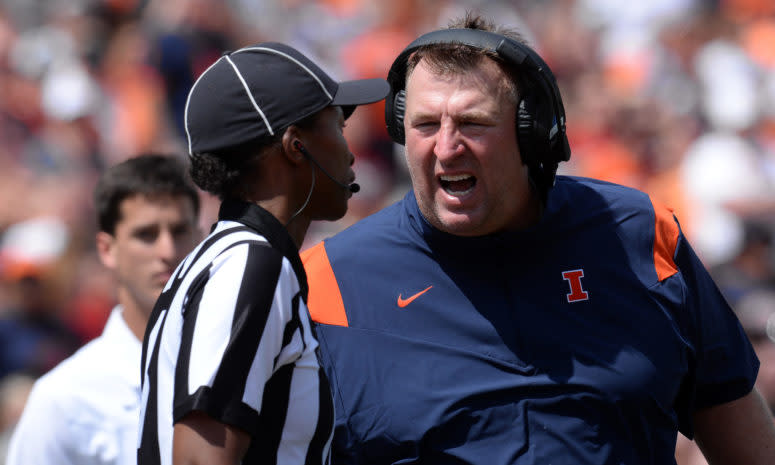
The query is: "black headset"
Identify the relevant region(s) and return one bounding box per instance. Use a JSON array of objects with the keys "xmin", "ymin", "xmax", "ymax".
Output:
[{"xmin": 385, "ymin": 28, "xmax": 571, "ymax": 203}]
